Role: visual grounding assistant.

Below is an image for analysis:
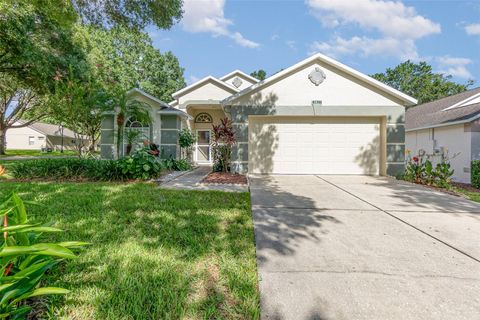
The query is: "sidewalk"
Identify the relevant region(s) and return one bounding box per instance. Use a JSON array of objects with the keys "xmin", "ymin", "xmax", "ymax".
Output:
[{"xmin": 159, "ymin": 166, "xmax": 248, "ymax": 192}]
